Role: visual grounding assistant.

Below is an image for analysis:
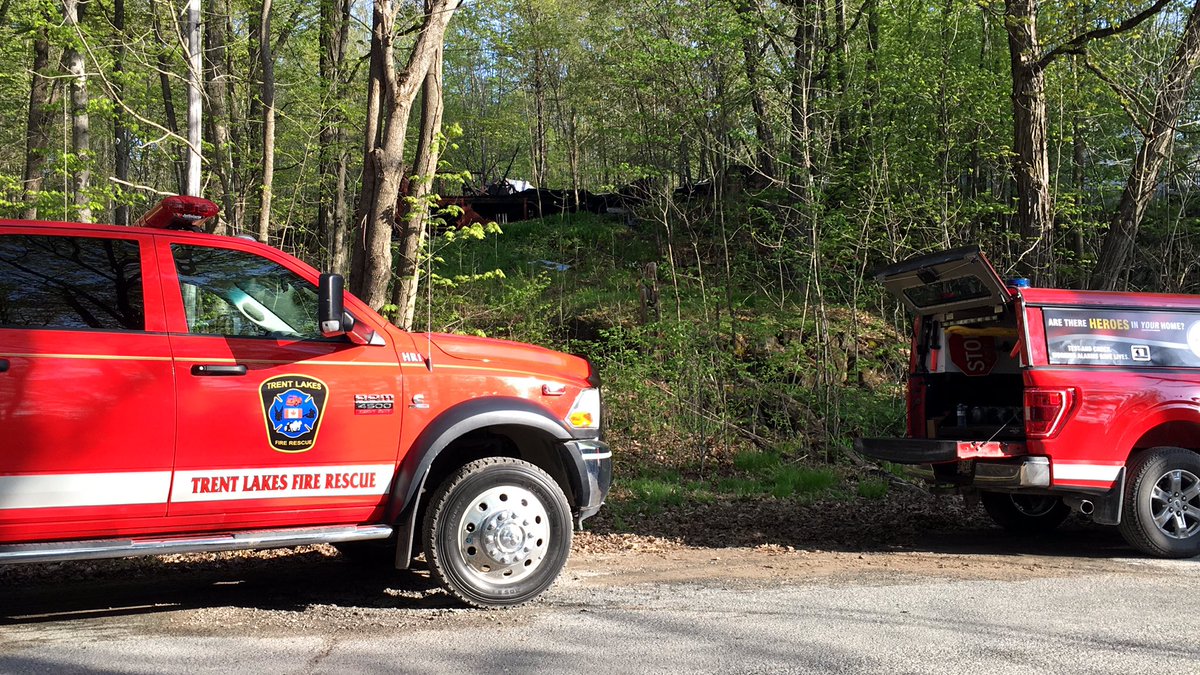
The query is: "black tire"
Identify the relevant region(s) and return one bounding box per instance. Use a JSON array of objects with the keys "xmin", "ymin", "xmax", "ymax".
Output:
[
  {"xmin": 980, "ymin": 492, "xmax": 1070, "ymax": 533},
  {"xmin": 1118, "ymin": 447, "xmax": 1200, "ymax": 558},
  {"xmin": 422, "ymin": 457, "xmax": 572, "ymax": 608}
]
